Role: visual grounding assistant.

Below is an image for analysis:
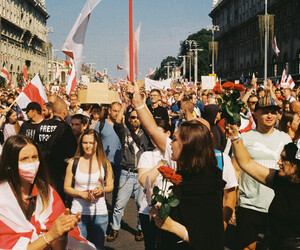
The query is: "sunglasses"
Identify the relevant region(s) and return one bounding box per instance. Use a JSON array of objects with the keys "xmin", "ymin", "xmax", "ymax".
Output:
[
  {"xmin": 261, "ymin": 110, "xmax": 278, "ymax": 115},
  {"xmin": 130, "ymin": 115, "xmax": 138, "ymax": 119}
]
